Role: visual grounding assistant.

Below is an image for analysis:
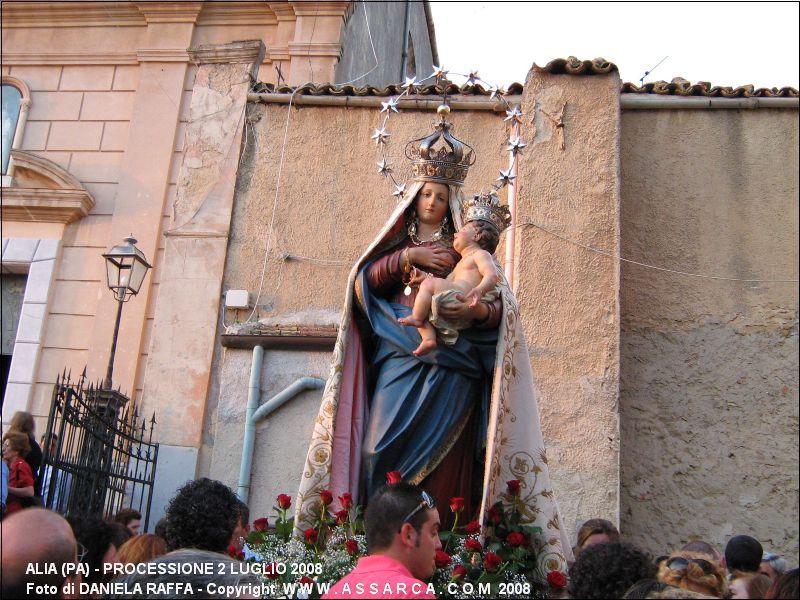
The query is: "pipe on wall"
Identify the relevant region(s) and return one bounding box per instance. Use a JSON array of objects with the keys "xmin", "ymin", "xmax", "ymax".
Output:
[{"xmin": 237, "ymin": 345, "xmax": 325, "ymax": 503}]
